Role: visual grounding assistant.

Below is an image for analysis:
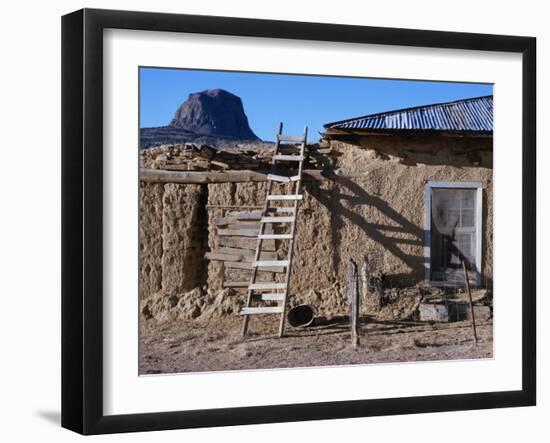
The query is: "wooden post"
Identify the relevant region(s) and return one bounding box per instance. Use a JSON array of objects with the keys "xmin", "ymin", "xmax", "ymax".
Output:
[
  {"xmin": 348, "ymin": 259, "xmax": 360, "ymax": 348},
  {"xmin": 462, "ymin": 260, "xmax": 478, "ymax": 343}
]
